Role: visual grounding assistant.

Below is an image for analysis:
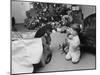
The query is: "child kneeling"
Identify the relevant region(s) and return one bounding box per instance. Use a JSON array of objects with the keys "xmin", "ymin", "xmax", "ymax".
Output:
[{"xmin": 65, "ymin": 24, "xmax": 81, "ymax": 64}]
